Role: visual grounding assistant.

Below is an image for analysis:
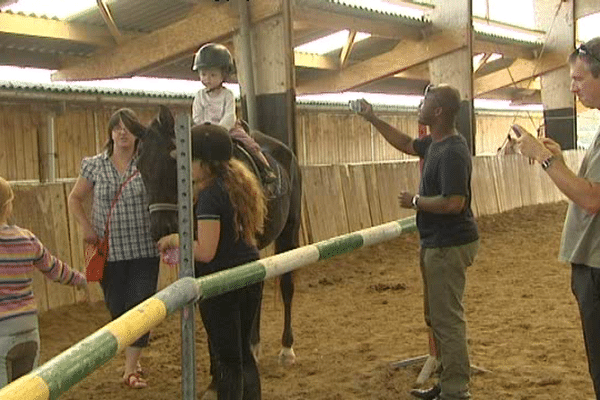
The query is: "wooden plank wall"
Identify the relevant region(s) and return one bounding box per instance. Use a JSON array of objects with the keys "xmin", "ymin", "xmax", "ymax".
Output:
[
  {"xmin": 0, "ymin": 102, "xmax": 544, "ymax": 181},
  {"xmin": 0, "ymin": 102, "xmax": 184, "ymax": 181},
  {"xmin": 7, "ymin": 150, "xmax": 583, "ymax": 313},
  {"xmin": 0, "ymin": 104, "xmax": 42, "ymax": 181},
  {"xmin": 295, "ymin": 108, "xmax": 544, "ymax": 165}
]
